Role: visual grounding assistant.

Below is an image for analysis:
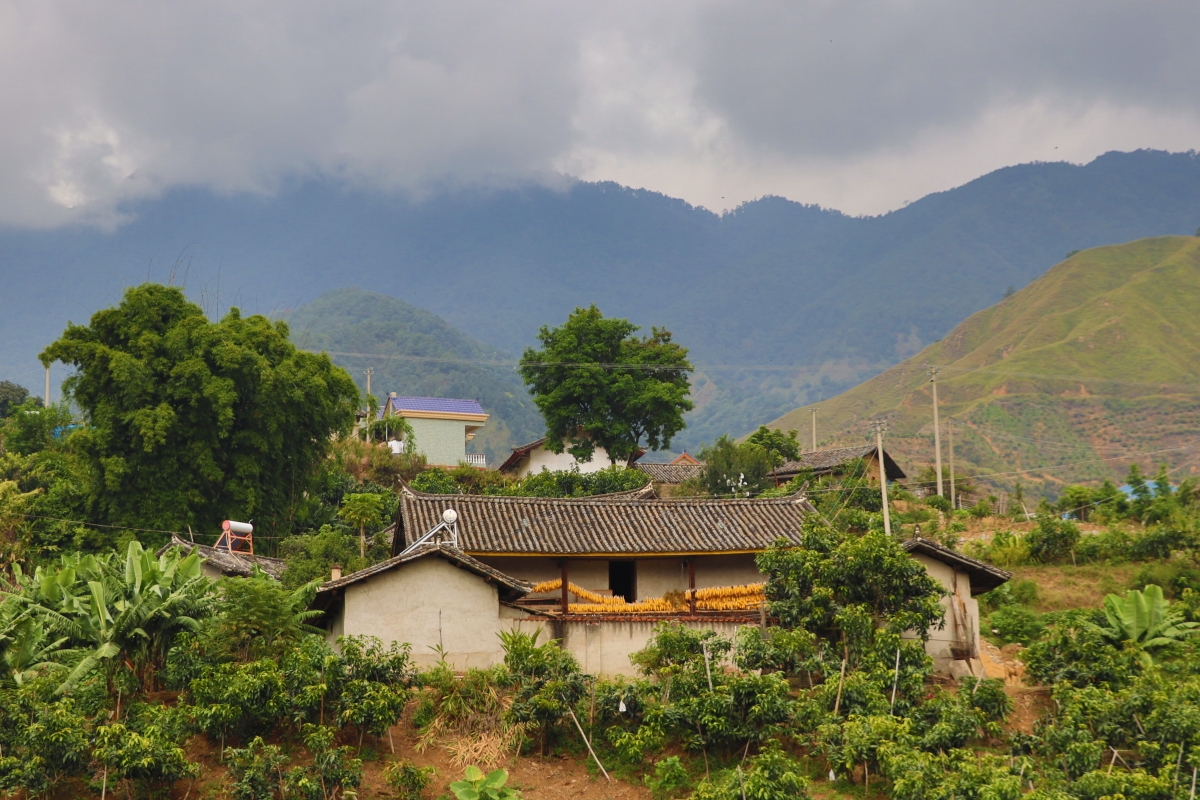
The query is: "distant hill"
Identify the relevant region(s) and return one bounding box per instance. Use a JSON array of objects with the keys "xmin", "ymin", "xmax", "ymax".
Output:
[
  {"xmin": 764, "ymin": 236, "xmax": 1200, "ymax": 497},
  {"xmin": 285, "ymin": 289, "xmax": 543, "ymax": 464},
  {"xmin": 3, "ymin": 149, "xmax": 1200, "ymax": 450}
]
